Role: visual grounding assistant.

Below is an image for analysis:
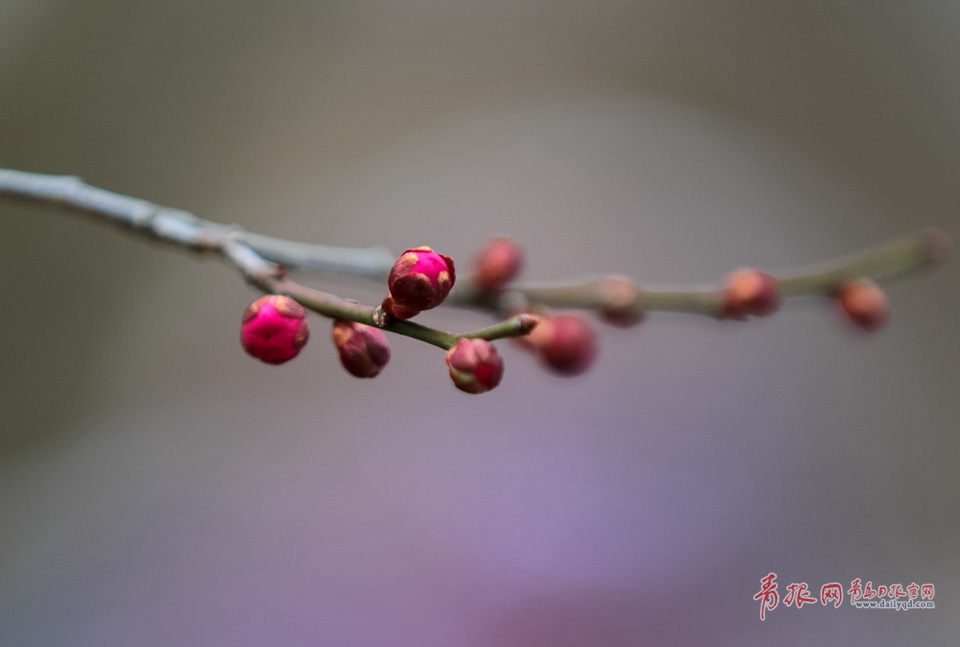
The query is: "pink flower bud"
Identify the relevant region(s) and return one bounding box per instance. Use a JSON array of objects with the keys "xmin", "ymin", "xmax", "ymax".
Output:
[
  {"xmin": 526, "ymin": 314, "xmax": 598, "ymax": 376},
  {"xmin": 445, "ymin": 338, "xmax": 504, "ymax": 394},
  {"xmin": 836, "ymin": 279, "xmax": 889, "ymax": 331},
  {"xmin": 722, "ymin": 268, "xmax": 781, "ymax": 319},
  {"xmin": 474, "ymin": 237, "xmax": 524, "ymax": 291},
  {"xmin": 598, "ymin": 275, "xmax": 644, "ymax": 327},
  {"xmin": 387, "ymin": 246, "xmax": 456, "ymax": 319},
  {"xmin": 240, "ymin": 295, "xmax": 310, "ymax": 365},
  {"xmin": 331, "ymin": 320, "xmax": 391, "ymax": 378}
]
